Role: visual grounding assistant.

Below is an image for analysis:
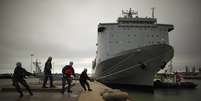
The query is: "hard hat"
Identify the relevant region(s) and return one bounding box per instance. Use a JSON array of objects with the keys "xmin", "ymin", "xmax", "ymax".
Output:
[{"xmin": 16, "ymin": 62, "xmax": 22, "ymax": 67}]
